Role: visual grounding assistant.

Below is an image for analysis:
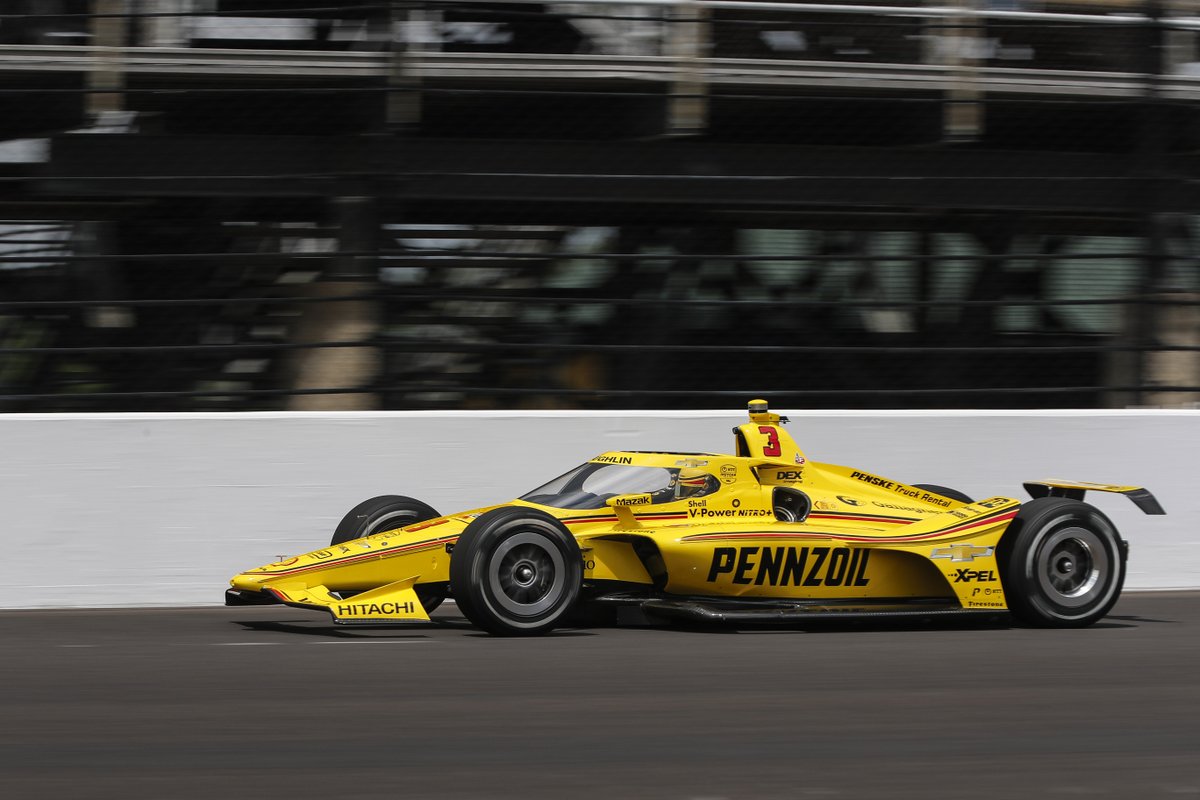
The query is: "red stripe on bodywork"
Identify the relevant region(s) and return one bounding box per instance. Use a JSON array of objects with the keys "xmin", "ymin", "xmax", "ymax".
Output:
[
  {"xmin": 681, "ymin": 509, "xmax": 1017, "ymax": 544},
  {"xmin": 255, "ymin": 535, "xmax": 458, "ymax": 578},
  {"xmin": 807, "ymin": 512, "xmax": 916, "ymax": 524},
  {"xmin": 562, "ymin": 511, "xmax": 689, "ymax": 525},
  {"xmin": 934, "ymin": 511, "xmax": 1018, "ymax": 539},
  {"xmin": 563, "ymin": 515, "xmax": 618, "ymax": 525}
]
